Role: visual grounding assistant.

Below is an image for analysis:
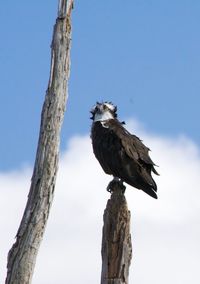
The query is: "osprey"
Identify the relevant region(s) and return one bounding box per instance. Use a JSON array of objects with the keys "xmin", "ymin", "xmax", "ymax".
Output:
[{"xmin": 90, "ymin": 102, "xmax": 159, "ymax": 199}]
